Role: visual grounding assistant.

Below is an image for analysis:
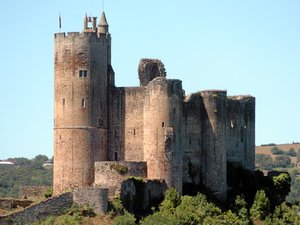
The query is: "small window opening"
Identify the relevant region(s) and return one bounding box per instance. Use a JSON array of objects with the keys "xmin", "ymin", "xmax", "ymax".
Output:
[
  {"xmin": 114, "ymin": 152, "xmax": 118, "ymax": 160},
  {"xmin": 62, "ymin": 99, "xmax": 65, "ymax": 105},
  {"xmin": 98, "ymin": 118, "xmax": 103, "ymax": 127},
  {"xmin": 81, "ymin": 99, "xmax": 85, "ymax": 107},
  {"xmin": 133, "ymin": 129, "xmax": 136, "ymax": 135},
  {"xmin": 173, "ymin": 108, "xmax": 176, "ymax": 113},
  {"xmin": 240, "ymin": 127, "xmax": 244, "ymax": 142},
  {"xmin": 59, "ymin": 135, "xmax": 62, "ymax": 140},
  {"xmin": 162, "ymin": 122, "xmax": 165, "ymax": 127},
  {"xmin": 189, "ymin": 138, "xmax": 192, "ymax": 146},
  {"xmin": 79, "ymin": 70, "xmax": 88, "ymax": 78}
]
